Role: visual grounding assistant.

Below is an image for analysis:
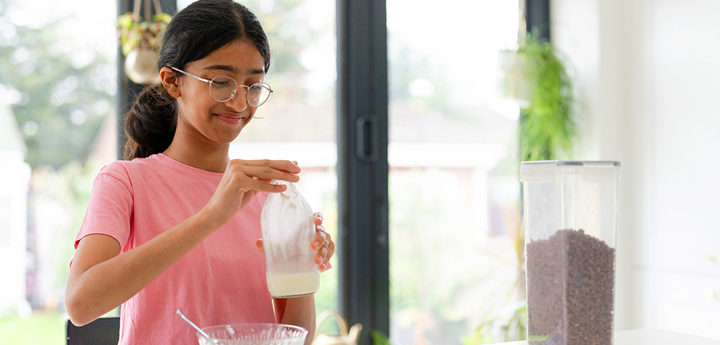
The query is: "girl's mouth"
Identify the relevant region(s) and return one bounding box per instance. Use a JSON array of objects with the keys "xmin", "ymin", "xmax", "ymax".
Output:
[{"xmin": 215, "ymin": 114, "xmax": 246, "ymax": 124}]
